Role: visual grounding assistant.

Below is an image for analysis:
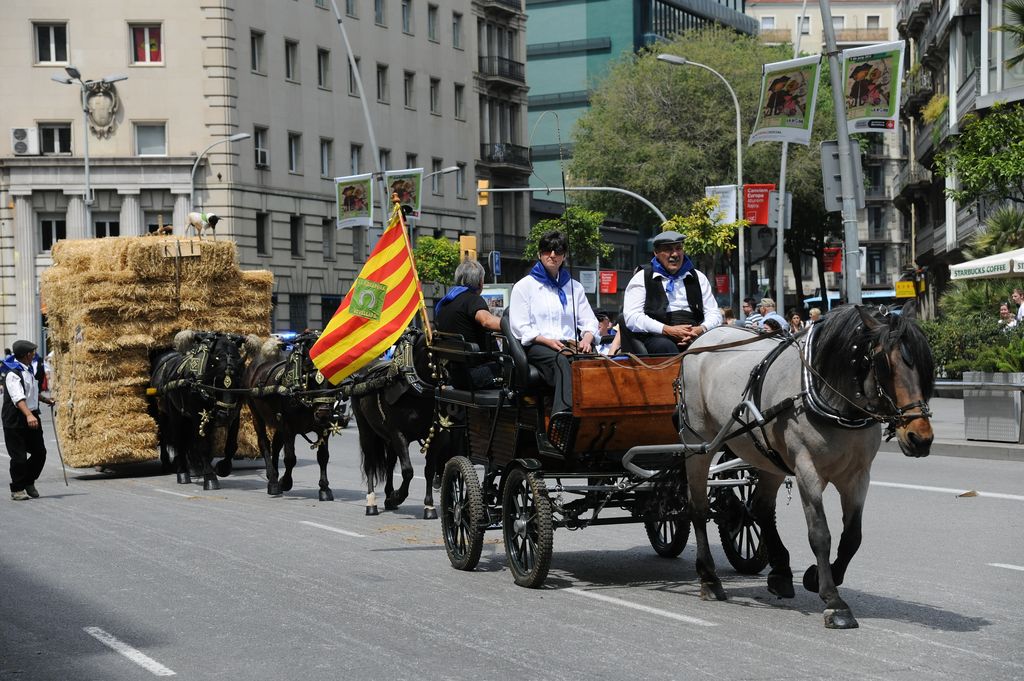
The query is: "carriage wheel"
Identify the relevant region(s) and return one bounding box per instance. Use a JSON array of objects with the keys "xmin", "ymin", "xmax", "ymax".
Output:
[
  {"xmin": 440, "ymin": 456, "xmax": 485, "ymax": 571},
  {"xmin": 710, "ymin": 450, "xmax": 768, "ymax": 575},
  {"xmin": 502, "ymin": 467, "xmax": 553, "ymax": 588},
  {"xmin": 644, "ymin": 517, "xmax": 690, "ymax": 558}
]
